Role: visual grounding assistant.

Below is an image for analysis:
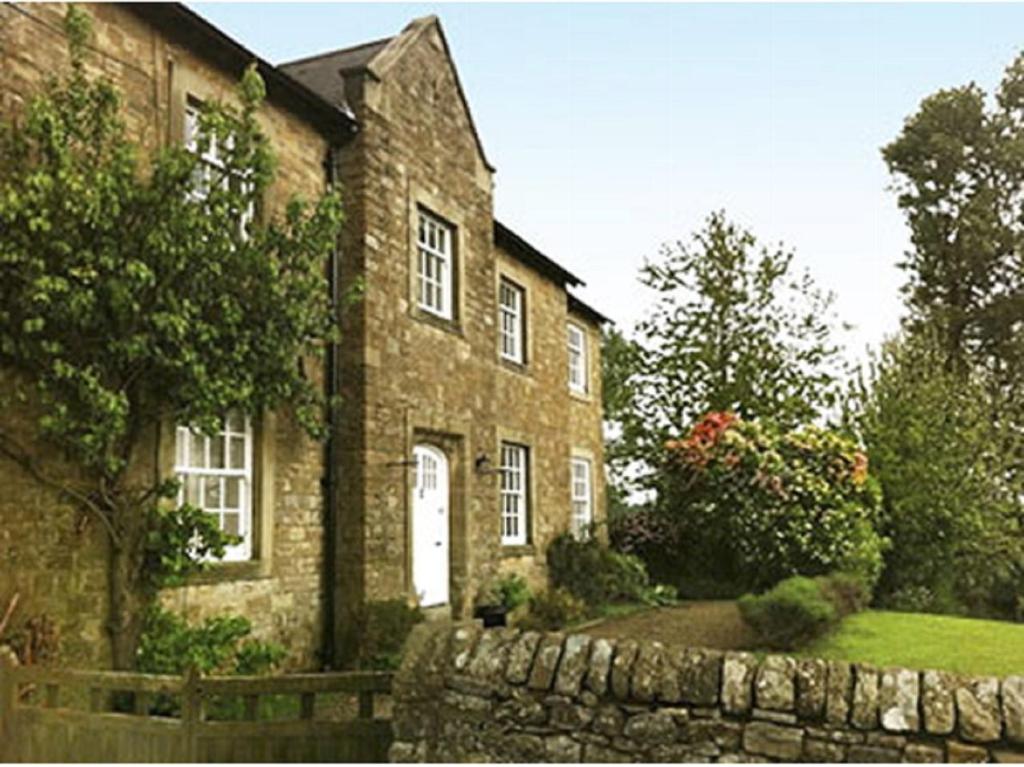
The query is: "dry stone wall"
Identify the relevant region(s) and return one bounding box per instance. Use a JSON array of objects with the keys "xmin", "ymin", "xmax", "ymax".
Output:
[{"xmin": 390, "ymin": 623, "xmax": 1024, "ymax": 763}]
